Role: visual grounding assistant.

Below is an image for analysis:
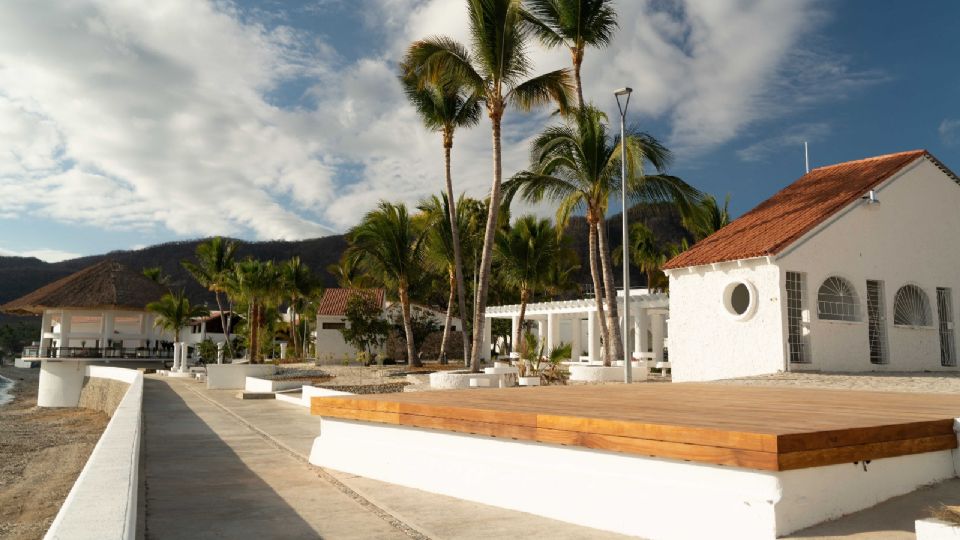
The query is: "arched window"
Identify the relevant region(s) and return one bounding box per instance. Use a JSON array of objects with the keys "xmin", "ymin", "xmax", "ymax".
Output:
[
  {"xmin": 817, "ymin": 276, "xmax": 861, "ymax": 321},
  {"xmin": 894, "ymin": 285, "xmax": 932, "ymax": 326}
]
